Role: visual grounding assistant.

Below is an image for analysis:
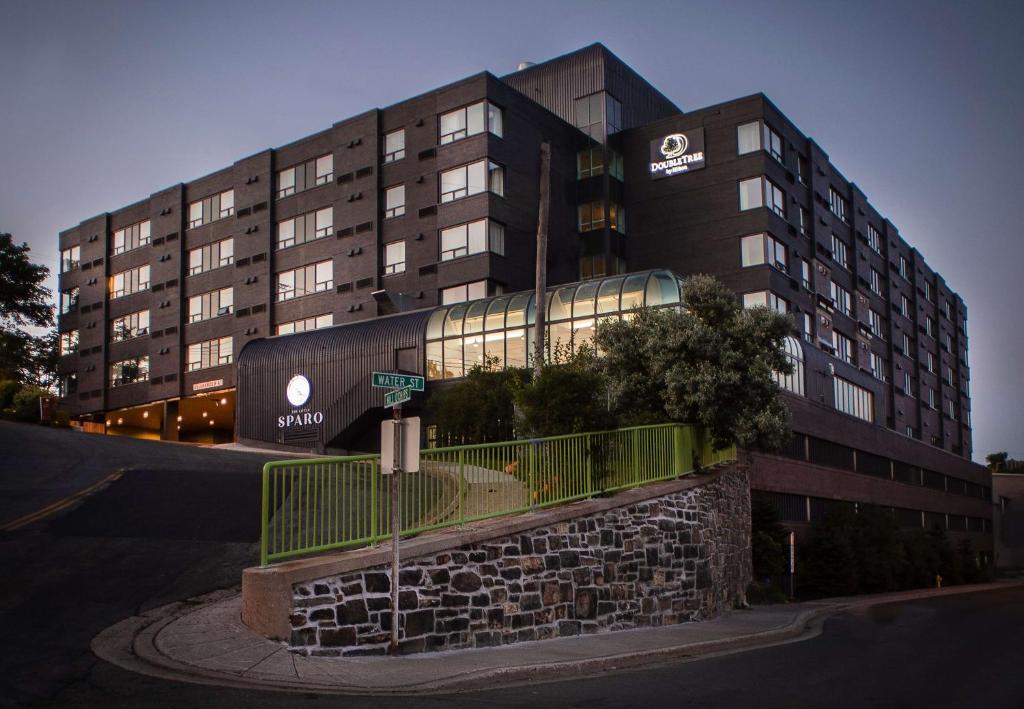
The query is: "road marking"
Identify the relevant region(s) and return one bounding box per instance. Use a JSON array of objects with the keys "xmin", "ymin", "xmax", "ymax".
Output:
[{"xmin": 0, "ymin": 468, "xmax": 127, "ymax": 531}]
